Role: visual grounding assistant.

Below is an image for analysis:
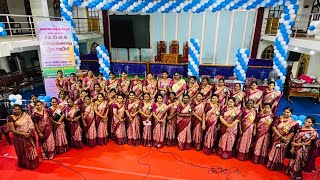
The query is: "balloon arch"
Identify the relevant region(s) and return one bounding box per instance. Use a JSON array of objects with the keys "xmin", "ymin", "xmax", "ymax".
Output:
[{"xmin": 60, "ymin": 0, "xmax": 300, "ymax": 91}]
